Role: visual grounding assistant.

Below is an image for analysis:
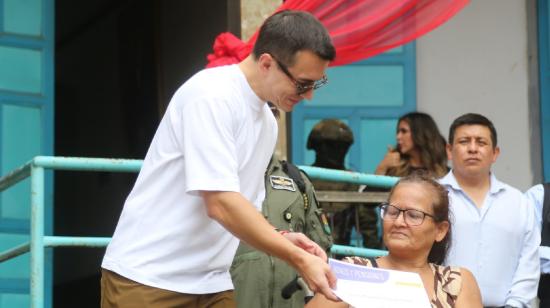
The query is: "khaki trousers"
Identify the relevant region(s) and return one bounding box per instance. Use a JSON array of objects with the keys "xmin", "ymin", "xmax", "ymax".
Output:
[{"xmin": 101, "ymin": 269, "xmax": 236, "ymax": 308}]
